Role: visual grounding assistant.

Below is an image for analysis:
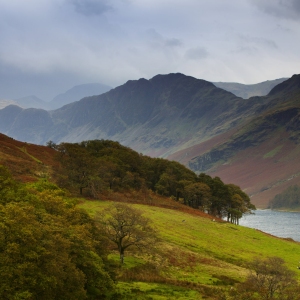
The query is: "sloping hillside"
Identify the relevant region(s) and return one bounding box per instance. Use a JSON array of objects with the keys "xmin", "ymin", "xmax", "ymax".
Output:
[
  {"xmin": 169, "ymin": 75, "xmax": 300, "ymax": 207},
  {"xmin": 0, "ymin": 133, "xmax": 57, "ymax": 182},
  {"xmin": 79, "ymin": 200, "xmax": 300, "ymax": 299}
]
